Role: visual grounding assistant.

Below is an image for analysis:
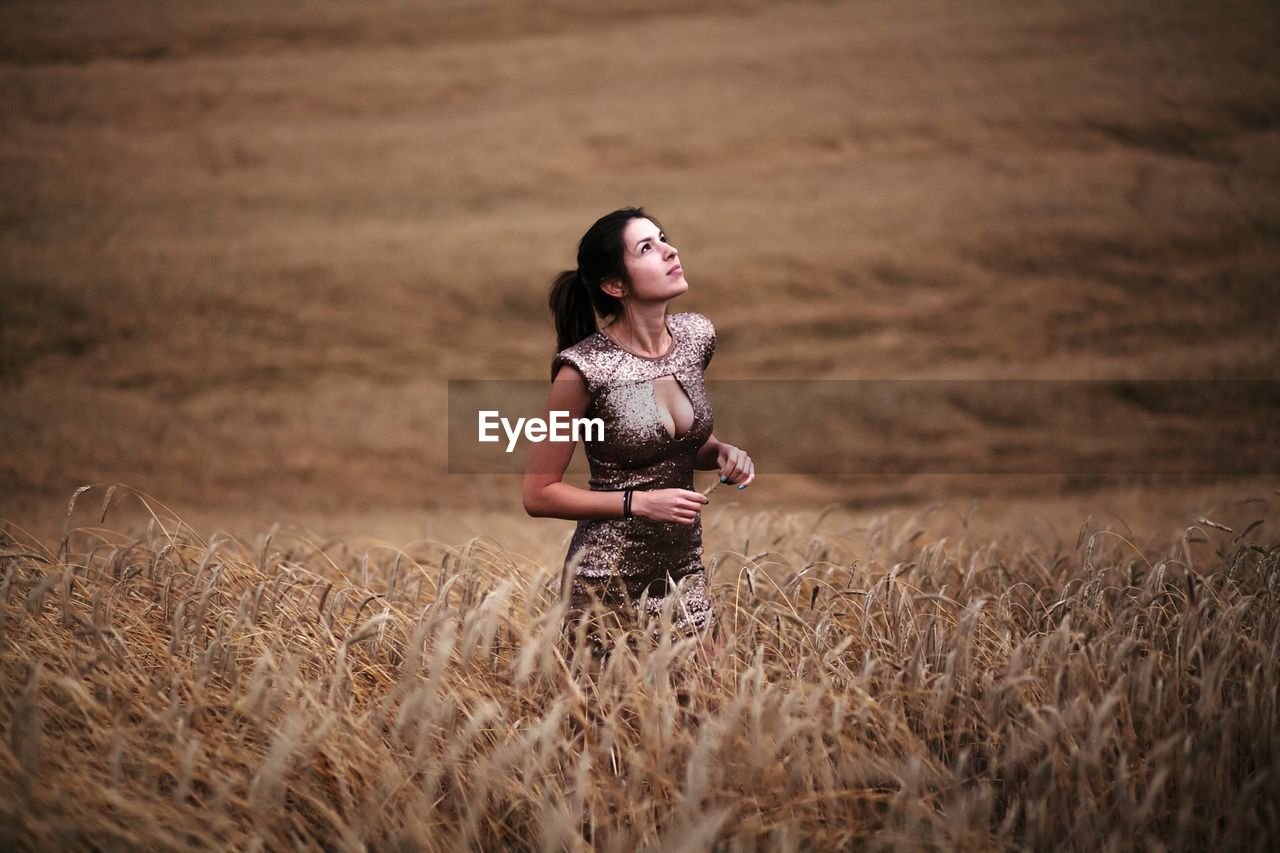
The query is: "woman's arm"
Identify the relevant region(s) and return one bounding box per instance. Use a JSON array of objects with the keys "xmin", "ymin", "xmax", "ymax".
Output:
[
  {"xmin": 522, "ymin": 365, "xmax": 710, "ymax": 523},
  {"xmin": 522, "ymin": 365, "xmax": 623, "ymax": 520},
  {"xmin": 696, "ymin": 433, "xmax": 755, "ymax": 488}
]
